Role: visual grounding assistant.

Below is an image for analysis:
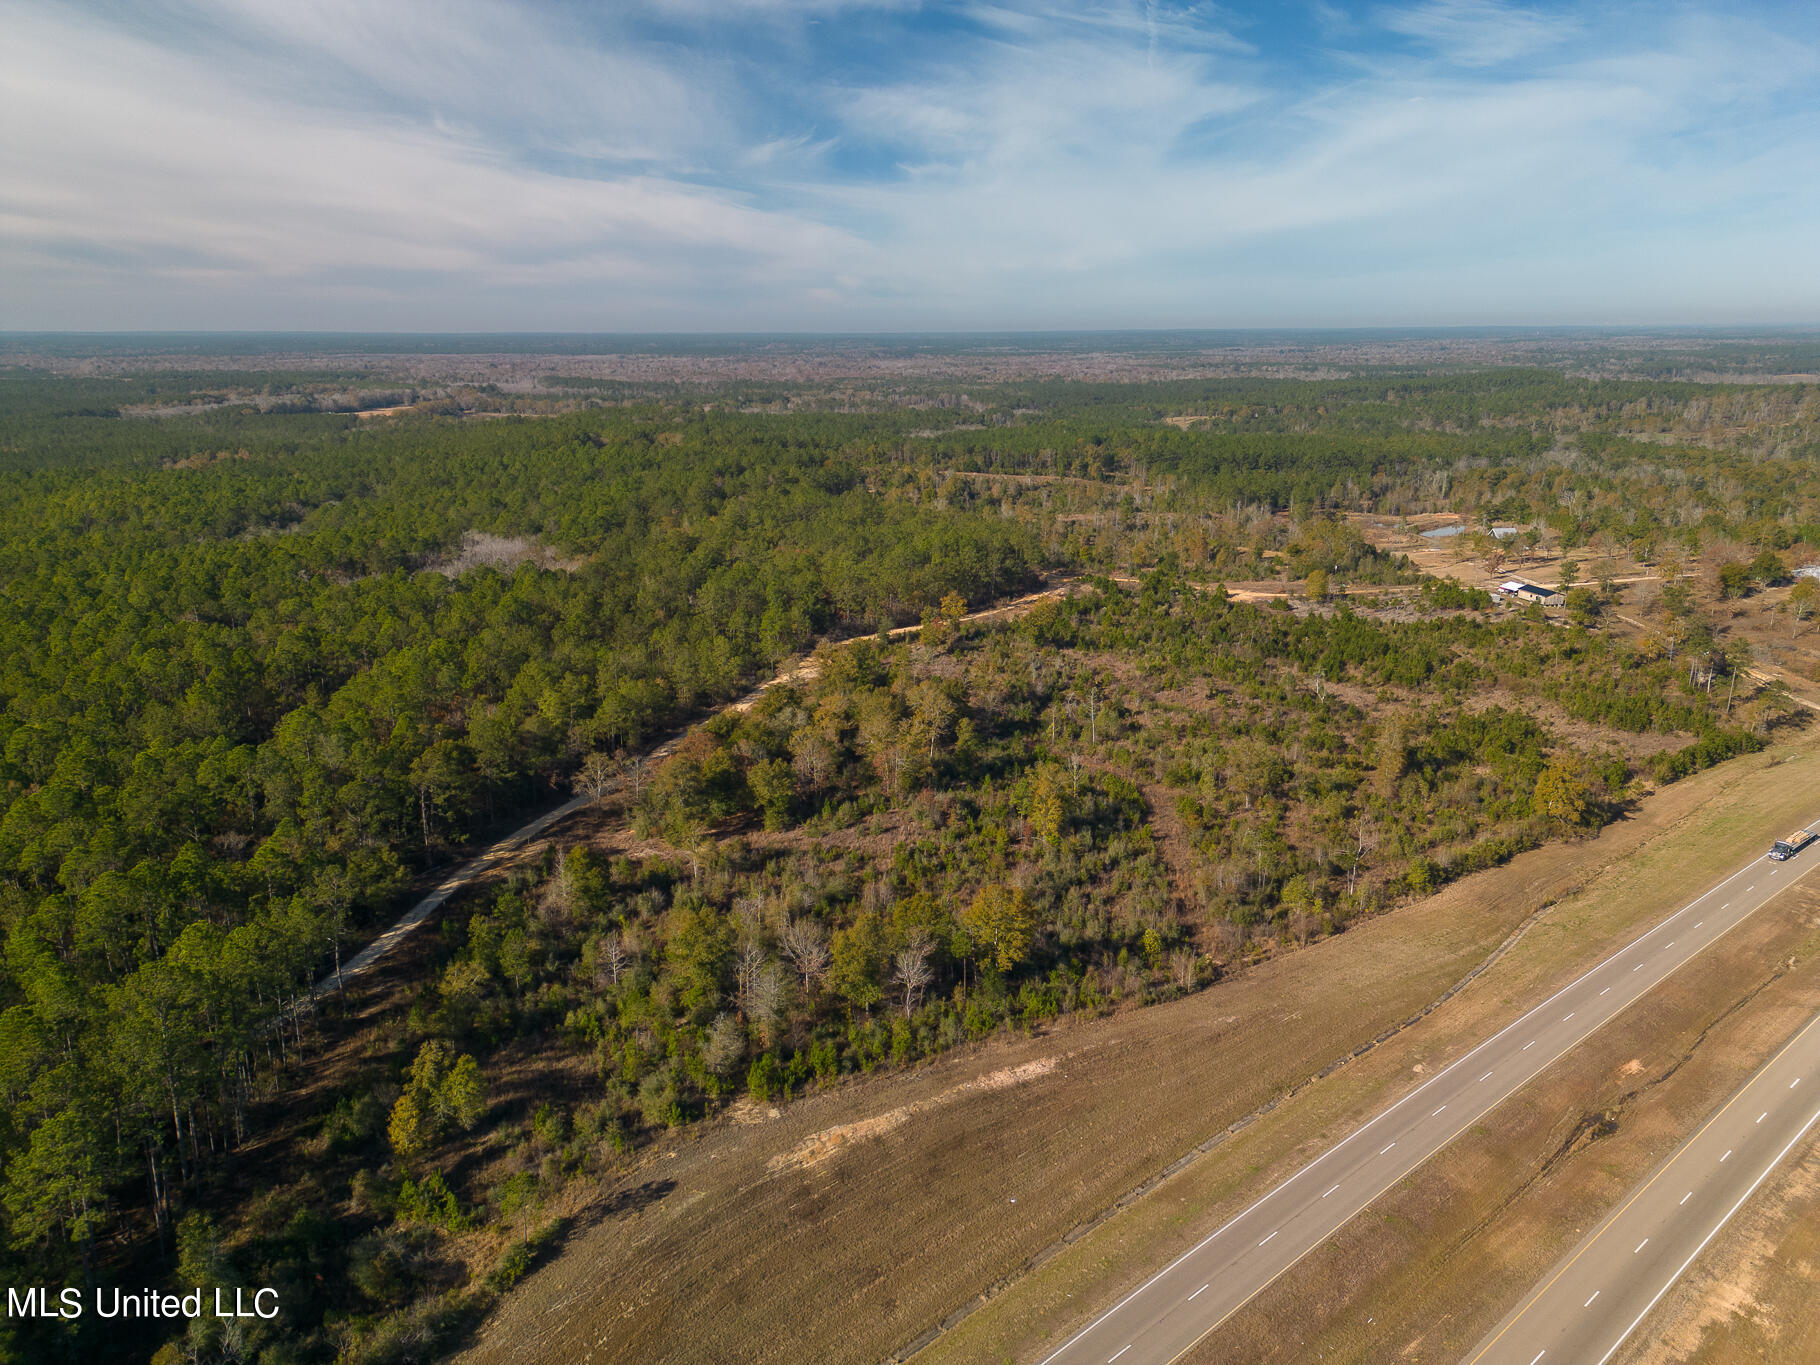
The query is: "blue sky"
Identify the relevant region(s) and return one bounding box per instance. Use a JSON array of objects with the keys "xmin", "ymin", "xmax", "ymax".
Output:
[{"xmin": 3, "ymin": 0, "xmax": 1818, "ymax": 330}]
